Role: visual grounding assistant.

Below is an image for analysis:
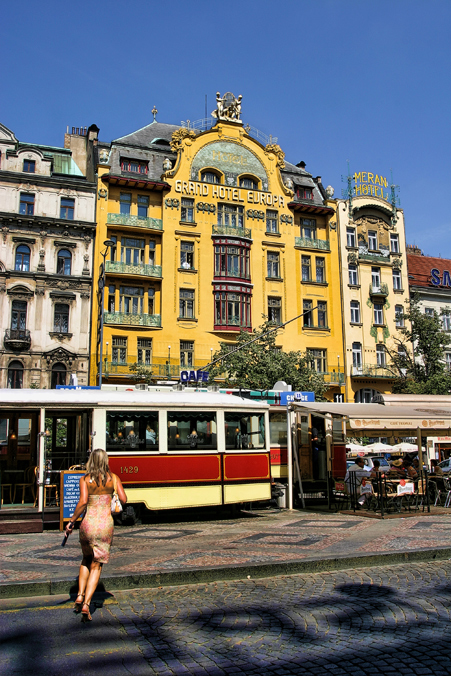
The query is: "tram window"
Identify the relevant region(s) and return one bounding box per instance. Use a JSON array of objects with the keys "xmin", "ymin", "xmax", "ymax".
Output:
[
  {"xmin": 299, "ymin": 416, "xmax": 309, "ymax": 446},
  {"xmin": 0, "ymin": 419, "xmax": 9, "ymax": 455},
  {"xmin": 332, "ymin": 418, "xmax": 345, "ymax": 443},
  {"xmin": 167, "ymin": 411, "xmax": 217, "ymax": 451},
  {"xmin": 225, "ymin": 412, "xmax": 265, "ymax": 450},
  {"xmin": 269, "ymin": 412, "xmax": 287, "ymax": 446},
  {"xmin": 106, "ymin": 412, "xmax": 159, "ymax": 451}
]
